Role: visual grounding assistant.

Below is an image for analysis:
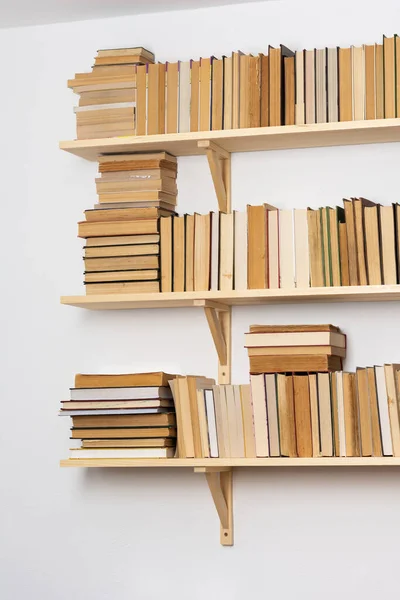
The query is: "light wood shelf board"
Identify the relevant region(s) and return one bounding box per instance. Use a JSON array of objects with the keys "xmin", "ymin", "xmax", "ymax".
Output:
[
  {"xmin": 59, "ymin": 119, "xmax": 400, "ymax": 161},
  {"xmin": 61, "ymin": 285, "xmax": 400, "ymax": 310},
  {"xmin": 60, "ymin": 457, "xmax": 400, "ymax": 468}
]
